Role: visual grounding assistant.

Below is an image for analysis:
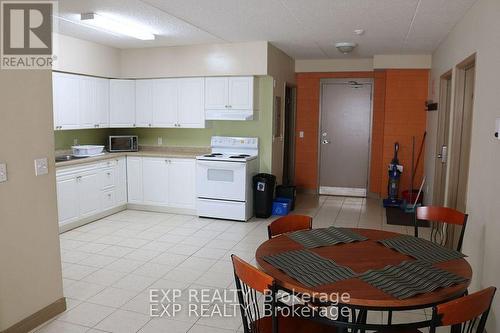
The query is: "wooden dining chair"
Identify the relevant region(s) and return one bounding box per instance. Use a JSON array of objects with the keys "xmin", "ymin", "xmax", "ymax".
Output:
[
  {"xmin": 231, "ymin": 255, "xmax": 335, "ymax": 333},
  {"xmin": 378, "ymin": 287, "xmax": 496, "ymax": 333},
  {"xmin": 267, "ymin": 215, "xmax": 313, "ymax": 239},
  {"xmin": 415, "ymin": 206, "xmax": 468, "ymax": 252}
]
